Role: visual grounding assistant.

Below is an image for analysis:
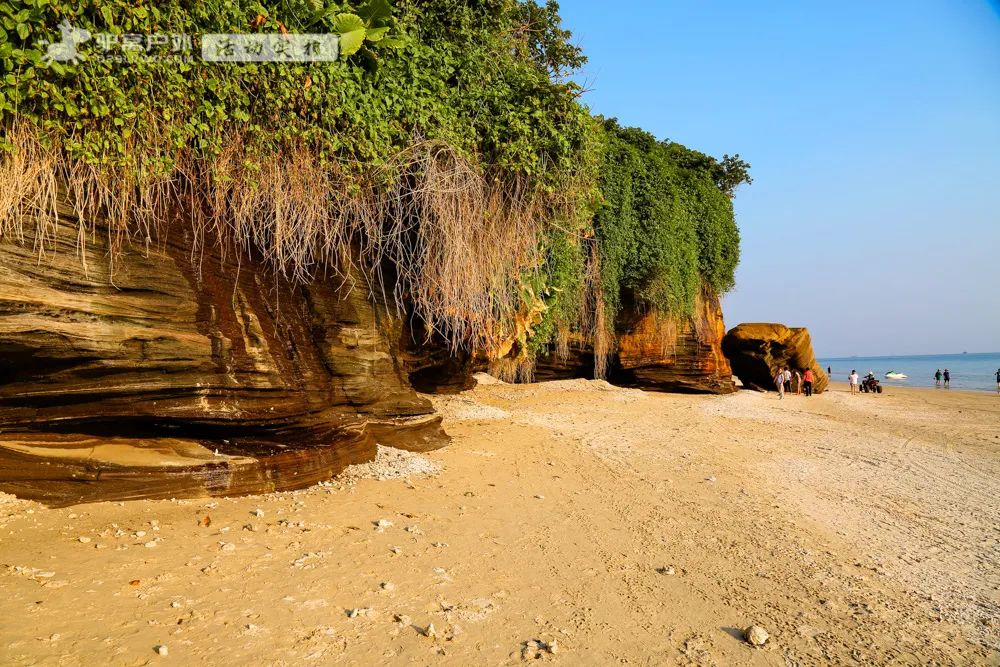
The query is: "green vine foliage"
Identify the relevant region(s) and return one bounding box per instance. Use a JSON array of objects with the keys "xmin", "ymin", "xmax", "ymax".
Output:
[{"xmin": 593, "ymin": 119, "xmax": 743, "ymax": 324}]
